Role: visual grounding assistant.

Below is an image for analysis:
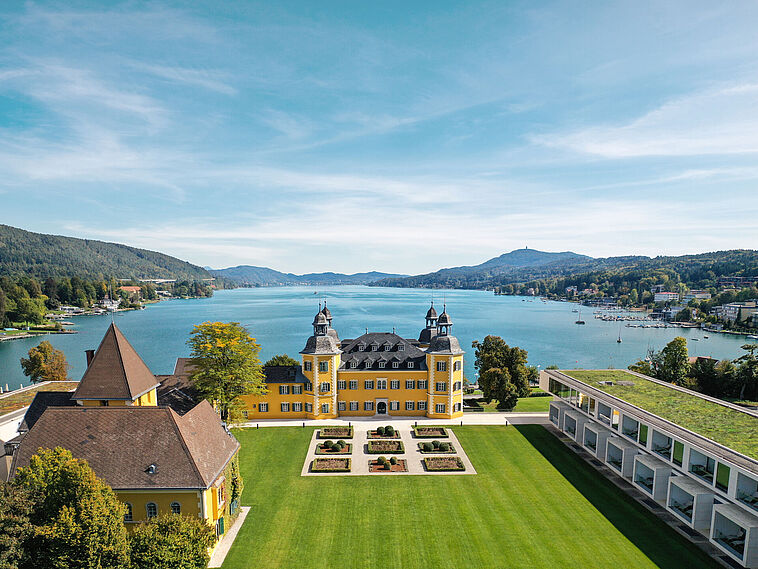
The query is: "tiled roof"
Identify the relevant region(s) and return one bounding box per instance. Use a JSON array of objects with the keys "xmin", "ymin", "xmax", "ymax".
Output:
[
  {"xmin": 72, "ymin": 323, "xmax": 160, "ymax": 401},
  {"xmin": 11, "ymin": 401, "xmax": 239, "ymax": 490},
  {"xmin": 340, "ymin": 333, "xmax": 428, "ymax": 370},
  {"xmin": 18, "ymin": 391, "xmax": 76, "ymax": 433},
  {"xmin": 300, "ymin": 334, "xmax": 341, "ymax": 355},
  {"xmin": 263, "ymin": 365, "xmax": 308, "ymax": 383},
  {"xmin": 428, "ymin": 334, "xmax": 464, "ymax": 355}
]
